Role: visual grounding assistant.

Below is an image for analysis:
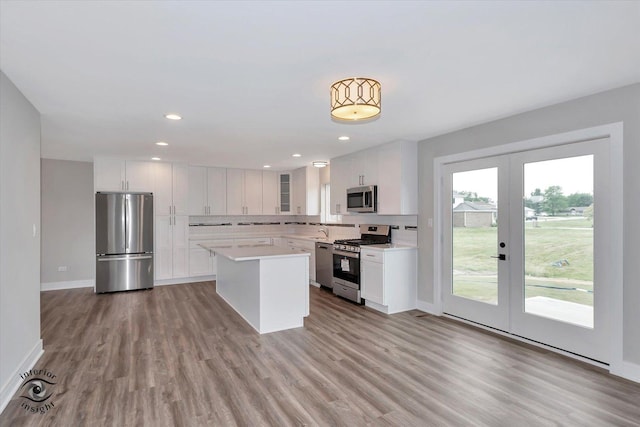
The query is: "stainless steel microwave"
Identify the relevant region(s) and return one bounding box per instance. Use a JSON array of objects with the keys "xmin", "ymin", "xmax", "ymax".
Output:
[{"xmin": 347, "ymin": 185, "xmax": 377, "ymax": 213}]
